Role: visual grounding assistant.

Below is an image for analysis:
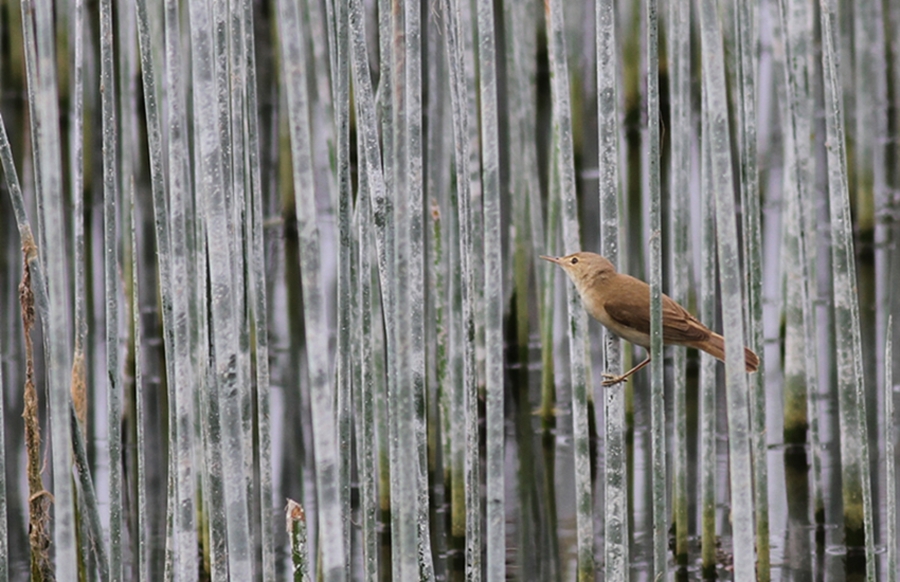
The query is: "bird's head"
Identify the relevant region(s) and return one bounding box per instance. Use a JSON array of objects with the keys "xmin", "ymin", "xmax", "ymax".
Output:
[{"xmin": 540, "ymin": 252, "xmax": 617, "ymax": 294}]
